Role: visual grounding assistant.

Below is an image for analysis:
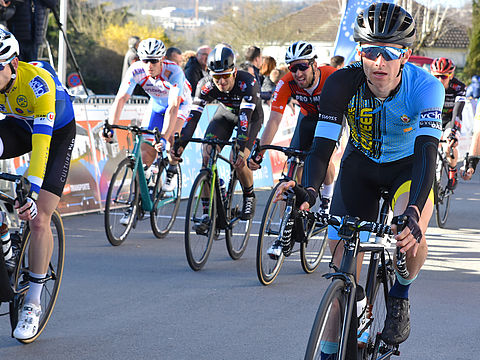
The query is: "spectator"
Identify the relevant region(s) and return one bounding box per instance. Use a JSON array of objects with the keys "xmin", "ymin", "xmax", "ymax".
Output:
[
  {"xmin": 122, "ymin": 35, "xmax": 140, "ymax": 77},
  {"xmin": 466, "ymin": 75, "xmax": 480, "ymax": 99},
  {"xmin": 330, "ymin": 55, "xmax": 345, "ymax": 69},
  {"xmin": 259, "ymin": 56, "xmax": 277, "ymax": 102},
  {"xmin": 7, "ymin": 0, "xmax": 57, "ymax": 62},
  {"xmin": 238, "ymin": 62, "xmax": 255, "ymax": 76},
  {"xmin": 0, "ymin": 1, "xmax": 15, "ymax": 30},
  {"xmin": 182, "ymin": 50, "xmax": 196, "ymax": 68},
  {"xmin": 184, "ymin": 45, "xmax": 211, "ymax": 96},
  {"xmin": 166, "ymin": 46, "xmax": 183, "ymax": 66},
  {"xmin": 245, "ymin": 45, "xmax": 263, "ymax": 86}
]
